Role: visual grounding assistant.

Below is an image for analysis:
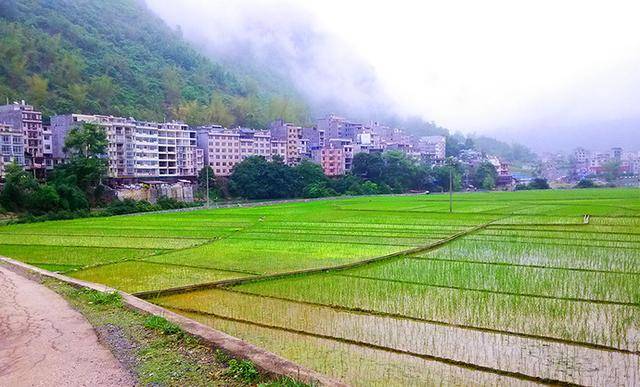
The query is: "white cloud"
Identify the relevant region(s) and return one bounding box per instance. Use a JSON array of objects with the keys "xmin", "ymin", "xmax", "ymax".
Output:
[{"xmin": 147, "ymin": 0, "xmax": 640, "ymax": 150}]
